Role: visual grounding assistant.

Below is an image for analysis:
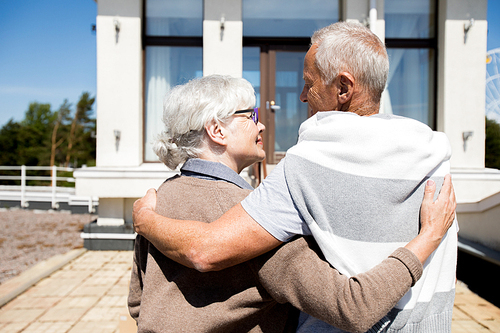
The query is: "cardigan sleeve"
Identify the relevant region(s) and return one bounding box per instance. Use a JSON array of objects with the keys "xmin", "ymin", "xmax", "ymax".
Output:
[
  {"xmin": 127, "ymin": 235, "xmax": 148, "ymax": 322},
  {"xmin": 256, "ymin": 236, "xmax": 422, "ymax": 333}
]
